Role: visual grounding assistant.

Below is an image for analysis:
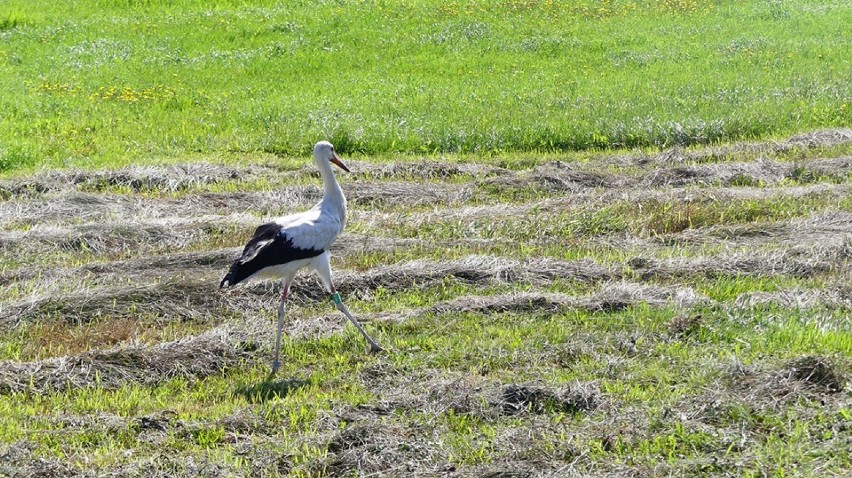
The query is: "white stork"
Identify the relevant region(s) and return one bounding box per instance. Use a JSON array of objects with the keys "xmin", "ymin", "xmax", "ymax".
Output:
[{"xmin": 220, "ymin": 141, "xmax": 382, "ymax": 374}]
